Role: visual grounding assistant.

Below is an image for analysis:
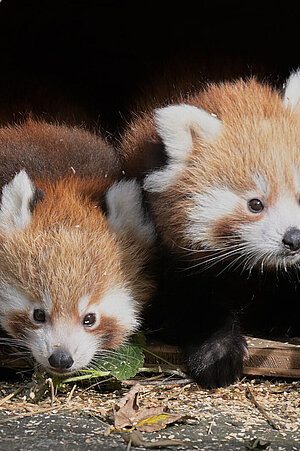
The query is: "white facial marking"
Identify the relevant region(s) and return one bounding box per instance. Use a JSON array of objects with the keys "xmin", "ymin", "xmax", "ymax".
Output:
[
  {"xmin": 29, "ymin": 321, "xmax": 99, "ymax": 372},
  {"xmin": 293, "ymin": 166, "xmax": 300, "ymax": 193},
  {"xmin": 144, "ymin": 104, "xmax": 222, "ymax": 193},
  {"xmin": 186, "ymin": 187, "xmax": 240, "ymax": 246},
  {"xmin": 239, "ymin": 193, "xmax": 300, "ymax": 265},
  {"xmin": 99, "ymin": 287, "xmax": 139, "ymax": 331},
  {"xmin": 28, "ymin": 287, "xmax": 139, "ymax": 373},
  {"xmin": 185, "ymin": 183, "xmax": 300, "ymax": 268},
  {"xmin": 106, "ymin": 179, "xmax": 155, "ymax": 244},
  {"xmin": 0, "ymin": 281, "xmax": 140, "ymax": 373},
  {"xmin": 252, "ymin": 173, "xmax": 270, "ymax": 197},
  {"xmin": 42, "ymin": 291, "xmax": 52, "ymax": 314},
  {"xmin": 0, "ymin": 170, "xmax": 35, "ymax": 234},
  {"xmin": 78, "ymin": 294, "xmax": 91, "ymax": 317},
  {"xmin": 283, "ymin": 68, "xmax": 300, "ymax": 110}
]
